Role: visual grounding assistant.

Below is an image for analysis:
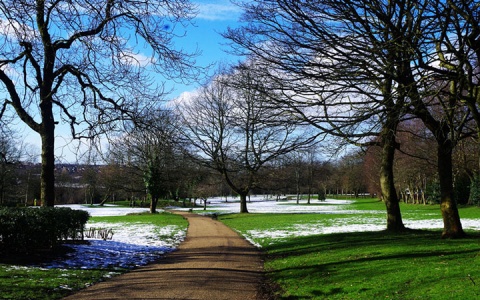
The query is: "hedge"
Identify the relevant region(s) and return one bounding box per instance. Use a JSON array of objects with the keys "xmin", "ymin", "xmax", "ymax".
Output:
[{"xmin": 0, "ymin": 207, "xmax": 90, "ymax": 255}]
